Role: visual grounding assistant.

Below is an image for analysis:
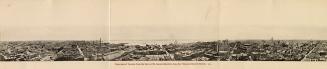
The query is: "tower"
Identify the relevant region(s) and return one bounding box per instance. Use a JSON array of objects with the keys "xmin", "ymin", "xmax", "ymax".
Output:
[
  {"xmin": 99, "ymin": 37, "xmax": 105, "ymax": 61},
  {"xmin": 99, "ymin": 38, "xmax": 102, "ymax": 46},
  {"xmin": 216, "ymin": 40, "xmax": 219, "ymax": 52},
  {"xmin": 173, "ymin": 40, "xmax": 178, "ymax": 45}
]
